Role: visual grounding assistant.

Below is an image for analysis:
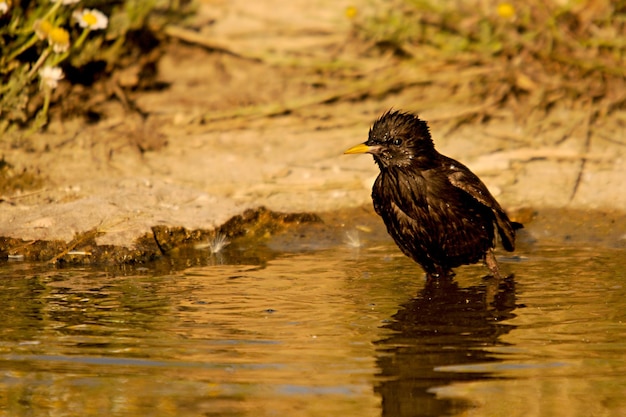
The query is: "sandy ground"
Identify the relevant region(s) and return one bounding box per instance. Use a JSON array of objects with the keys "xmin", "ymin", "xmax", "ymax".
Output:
[{"xmin": 0, "ymin": 0, "xmax": 625, "ymax": 259}]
